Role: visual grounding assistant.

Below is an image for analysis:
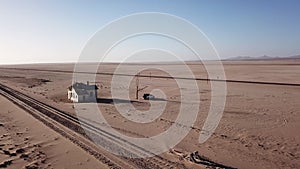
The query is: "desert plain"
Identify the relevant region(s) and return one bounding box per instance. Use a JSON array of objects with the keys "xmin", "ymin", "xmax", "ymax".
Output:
[{"xmin": 0, "ymin": 59, "xmax": 299, "ymax": 169}]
